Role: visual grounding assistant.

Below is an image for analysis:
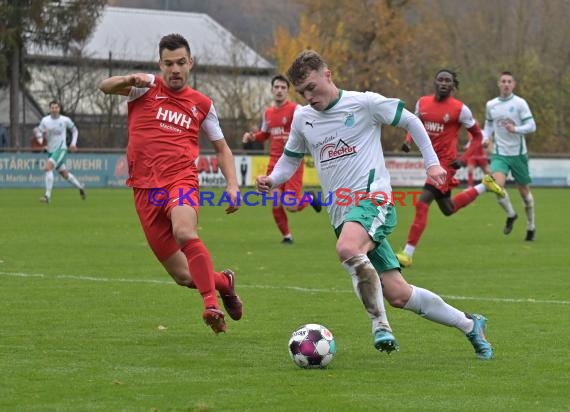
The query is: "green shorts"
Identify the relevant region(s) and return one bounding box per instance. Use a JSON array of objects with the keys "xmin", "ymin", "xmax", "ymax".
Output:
[
  {"xmin": 334, "ymin": 199, "xmax": 400, "ymax": 274},
  {"xmin": 490, "ymin": 154, "xmax": 531, "ymax": 185},
  {"xmin": 47, "ymin": 148, "xmax": 68, "ymax": 170}
]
